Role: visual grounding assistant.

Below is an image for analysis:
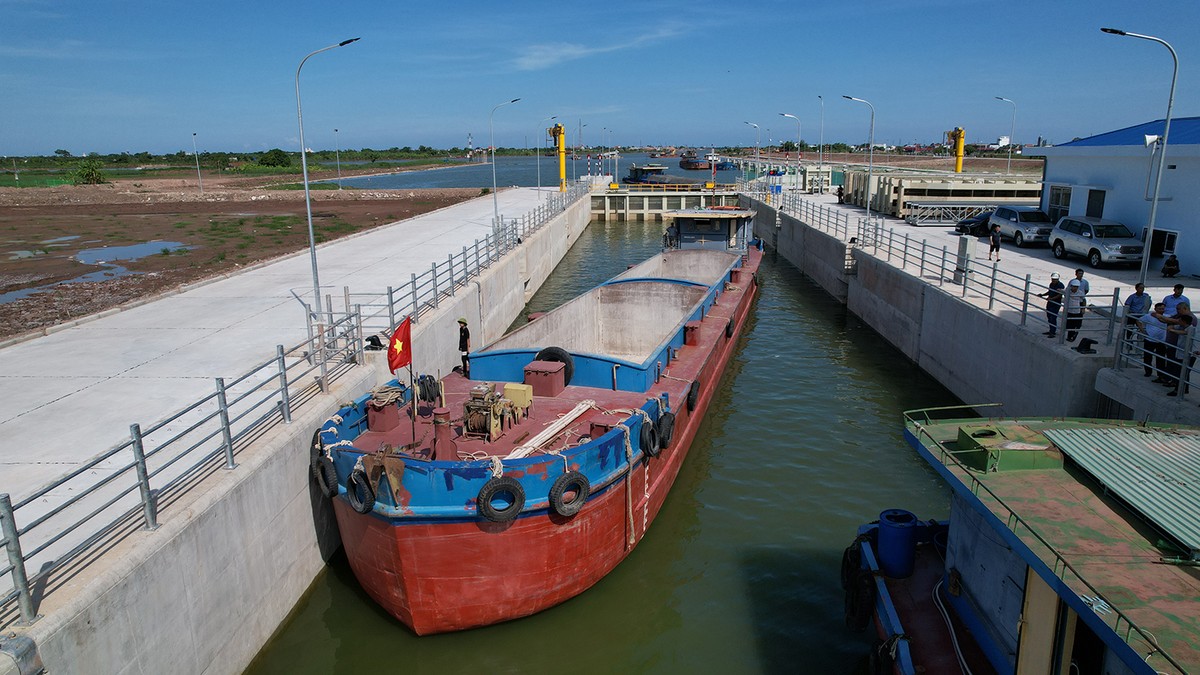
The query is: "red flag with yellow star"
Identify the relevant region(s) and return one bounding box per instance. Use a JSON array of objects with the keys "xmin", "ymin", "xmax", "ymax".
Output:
[{"xmin": 387, "ymin": 316, "xmax": 412, "ymax": 372}]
